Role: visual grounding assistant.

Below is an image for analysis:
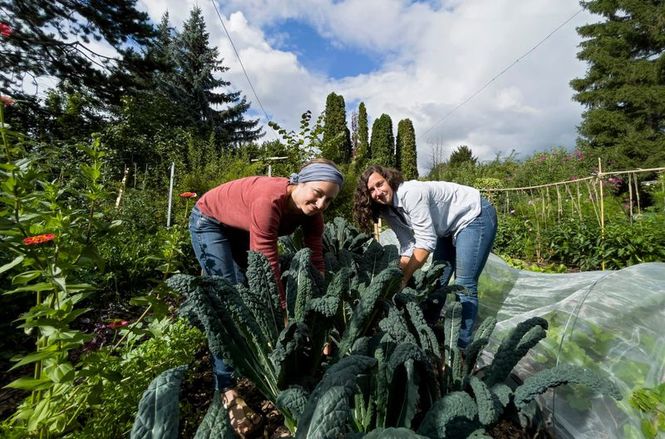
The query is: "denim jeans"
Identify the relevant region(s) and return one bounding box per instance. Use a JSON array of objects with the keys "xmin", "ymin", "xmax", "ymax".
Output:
[
  {"xmin": 433, "ymin": 198, "xmax": 497, "ymax": 348},
  {"xmin": 189, "ymin": 205, "xmax": 247, "ymax": 390}
]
